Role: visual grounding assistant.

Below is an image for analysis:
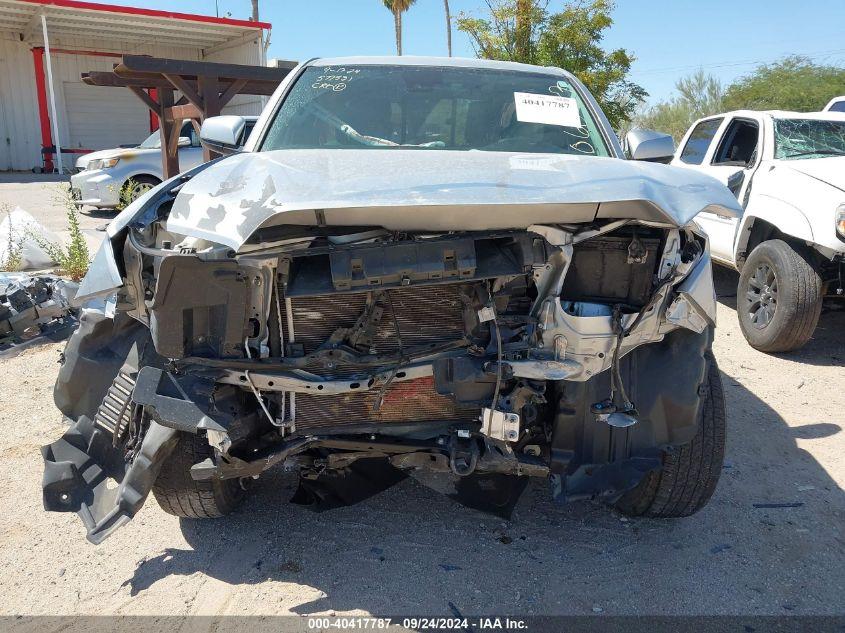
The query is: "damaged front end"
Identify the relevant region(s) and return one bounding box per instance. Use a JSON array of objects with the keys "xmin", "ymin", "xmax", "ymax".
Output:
[{"xmin": 43, "ymin": 162, "xmax": 725, "ymax": 543}]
